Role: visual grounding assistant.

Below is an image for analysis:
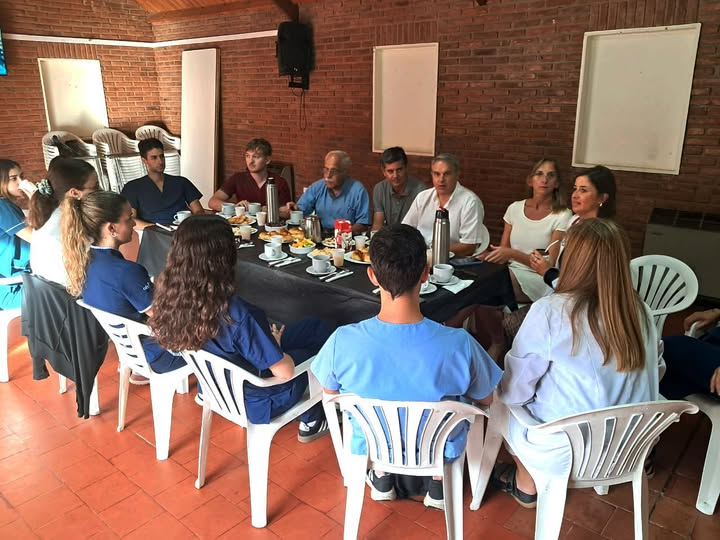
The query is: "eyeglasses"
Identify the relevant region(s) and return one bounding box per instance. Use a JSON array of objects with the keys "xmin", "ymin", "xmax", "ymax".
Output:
[{"xmin": 533, "ymin": 171, "xmax": 557, "ymax": 180}]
